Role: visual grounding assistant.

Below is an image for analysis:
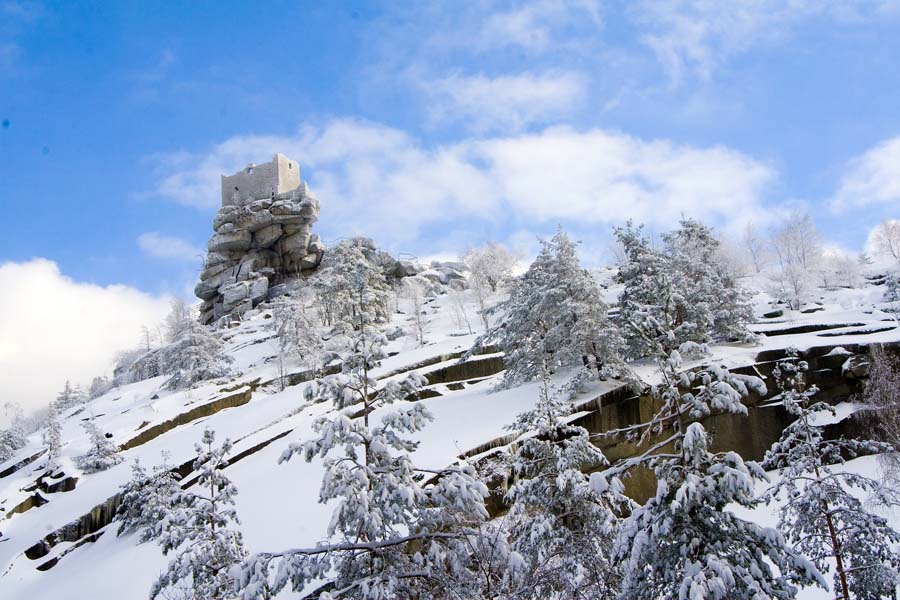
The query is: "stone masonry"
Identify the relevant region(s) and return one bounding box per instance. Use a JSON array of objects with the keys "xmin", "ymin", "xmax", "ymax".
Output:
[{"xmin": 195, "ymin": 154, "xmax": 324, "ymax": 324}]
